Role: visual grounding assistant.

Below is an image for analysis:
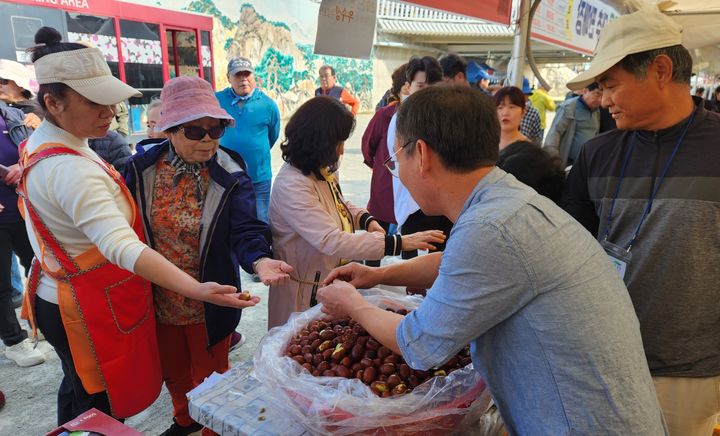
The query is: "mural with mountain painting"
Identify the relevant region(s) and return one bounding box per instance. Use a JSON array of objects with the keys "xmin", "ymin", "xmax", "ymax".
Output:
[{"xmin": 151, "ymin": 0, "xmax": 373, "ymax": 115}]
